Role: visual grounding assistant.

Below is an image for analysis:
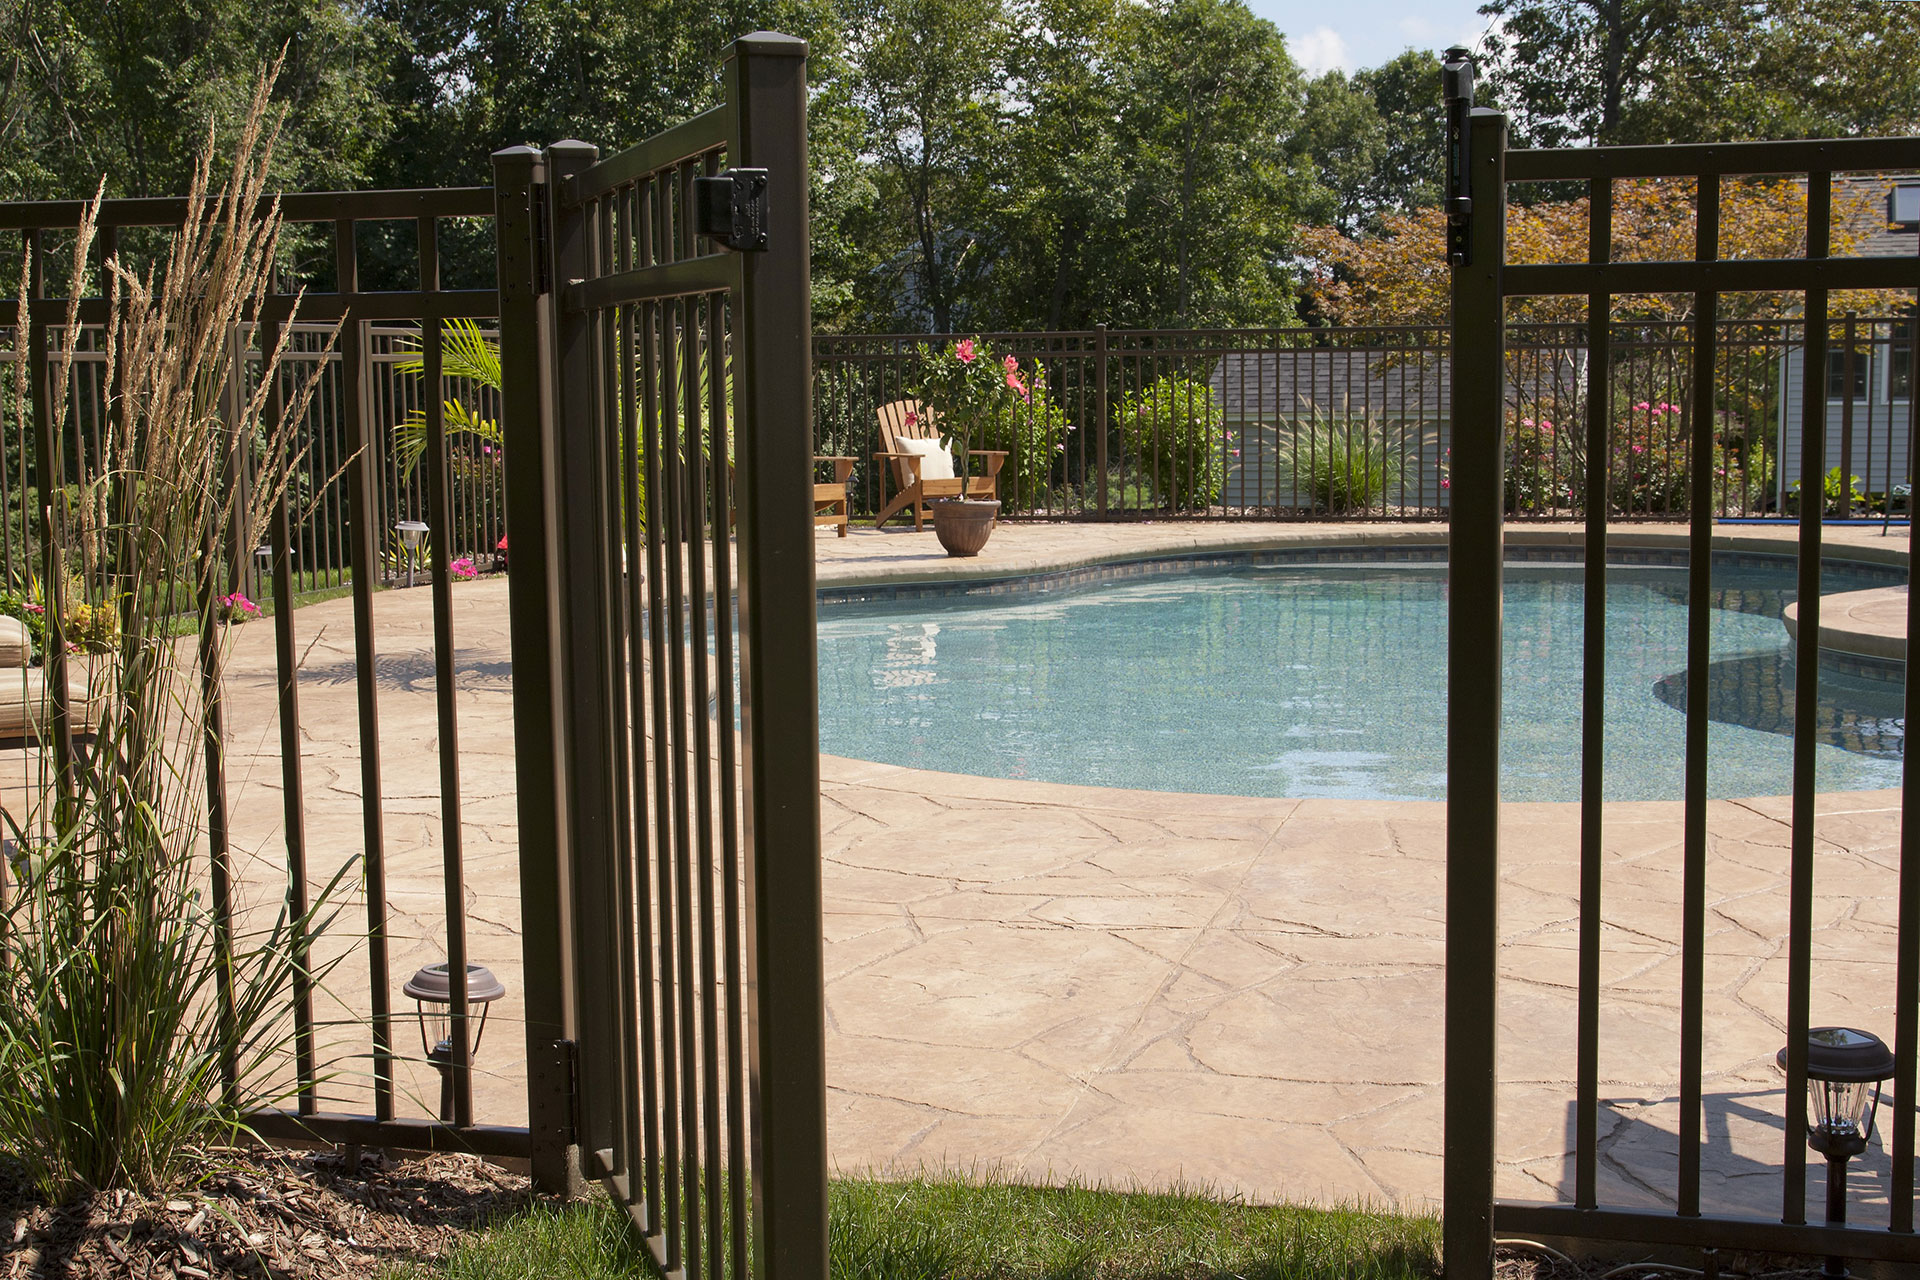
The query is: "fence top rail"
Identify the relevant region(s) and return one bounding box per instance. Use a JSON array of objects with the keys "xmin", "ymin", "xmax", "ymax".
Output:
[
  {"xmin": 811, "ymin": 318, "xmax": 1898, "ymax": 353},
  {"xmin": 562, "ymin": 103, "xmax": 734, "ymax": 207},
  {"xmin": 1507, "ymin": 136, "xmax": 1920, "ymax": 181},
  {"xmin": 813, "ymin": 326, "xmax": 1454, "ymax": 345},
  {"xmin": 0, "ymin": 186, "xmax": 496, "ymax": 232}
]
